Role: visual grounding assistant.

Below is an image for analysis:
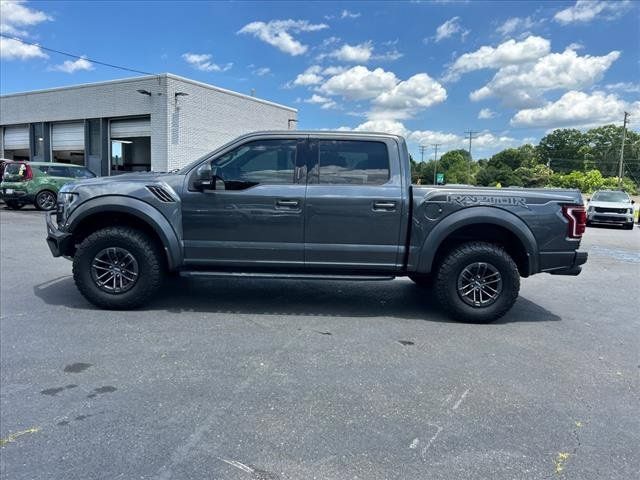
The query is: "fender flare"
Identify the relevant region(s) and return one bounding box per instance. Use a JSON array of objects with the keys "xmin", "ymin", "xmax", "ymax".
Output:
[
  {"xmin": 67, "ymin": 196, "xmax": 182, "ymax": 270},
  {"xmin": 416, "ymin": 206, "xmax": 538, "ymax": 275}
]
